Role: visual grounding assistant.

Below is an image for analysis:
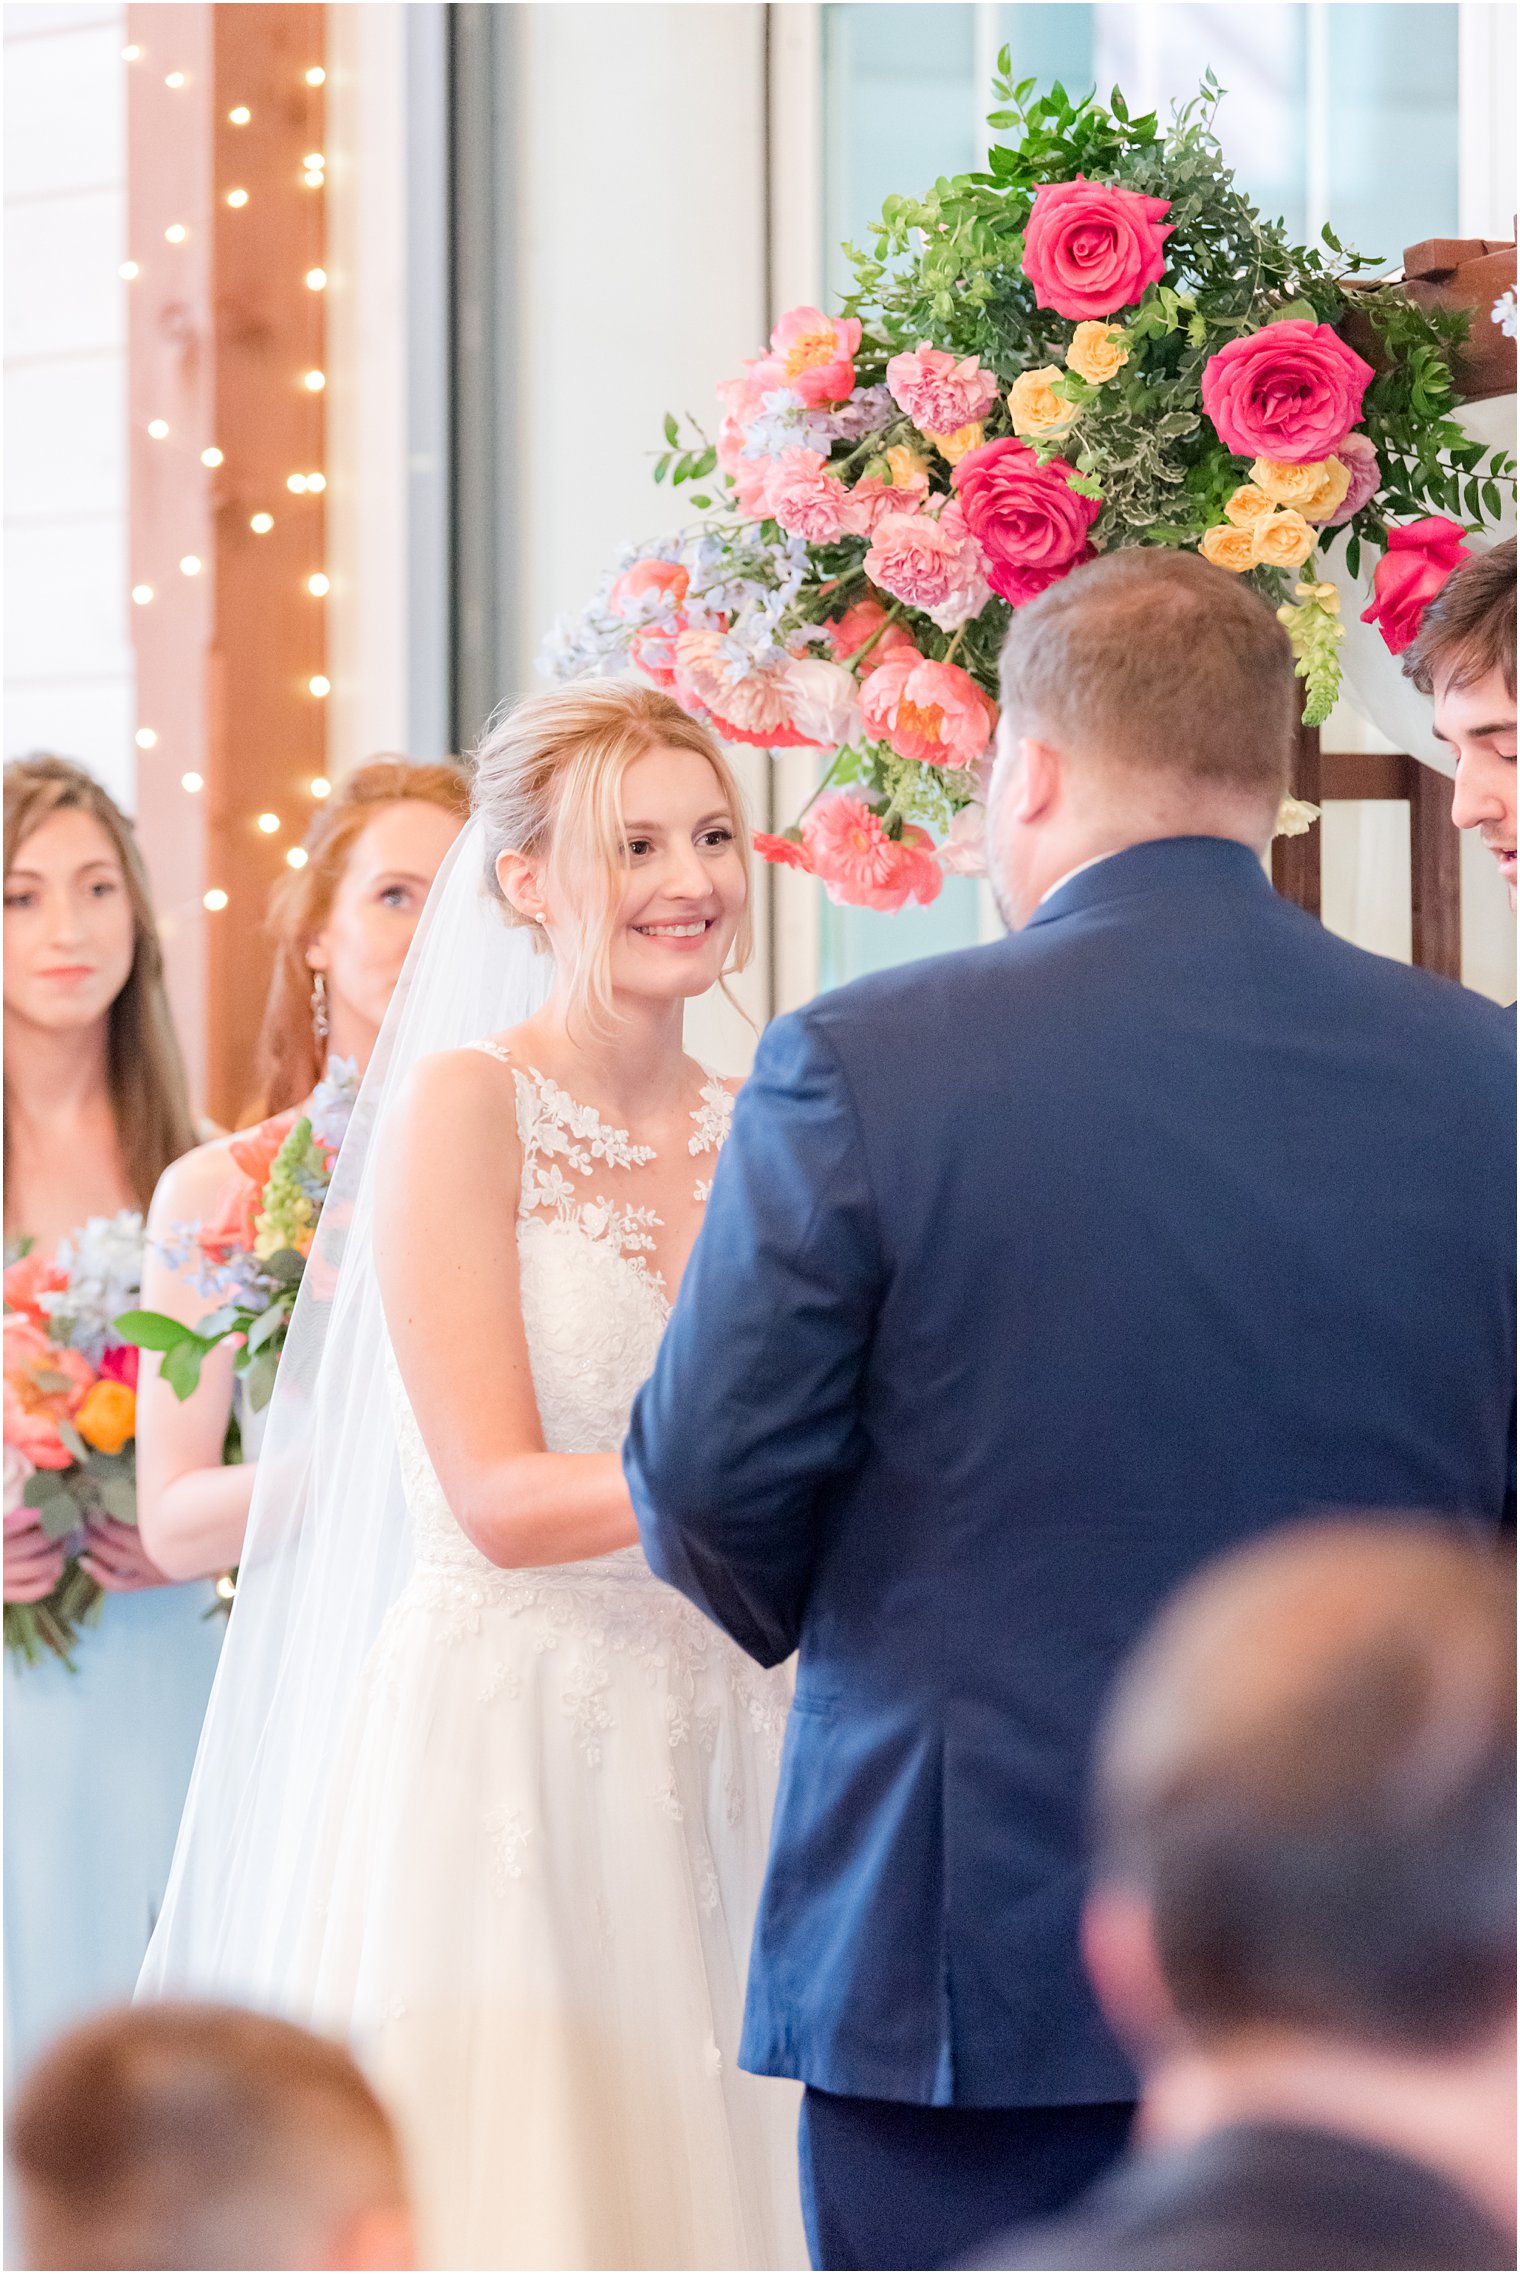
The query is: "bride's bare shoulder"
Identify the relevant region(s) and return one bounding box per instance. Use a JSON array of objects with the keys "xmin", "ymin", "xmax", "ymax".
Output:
[{"xmin": 383, "ymin": 1044, "xmax": 526, "ymax": 1180}]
